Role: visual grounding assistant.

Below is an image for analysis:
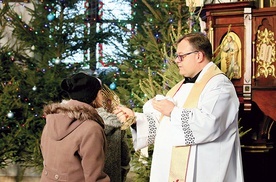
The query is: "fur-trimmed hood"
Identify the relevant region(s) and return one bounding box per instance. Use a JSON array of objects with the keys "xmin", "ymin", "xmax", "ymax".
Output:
[{"xmin": 43, "ymin": 99, "xmax": 104, "ymax": 141}]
